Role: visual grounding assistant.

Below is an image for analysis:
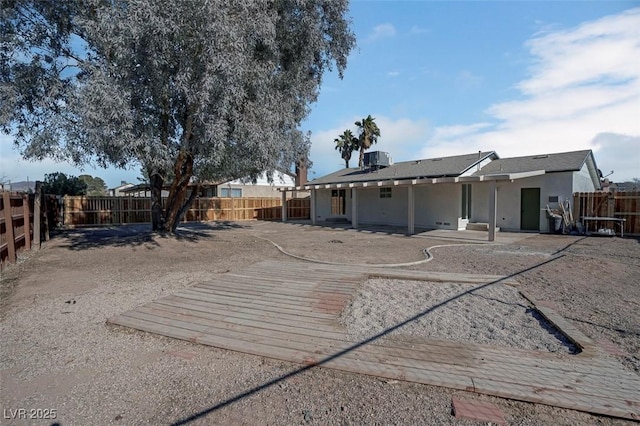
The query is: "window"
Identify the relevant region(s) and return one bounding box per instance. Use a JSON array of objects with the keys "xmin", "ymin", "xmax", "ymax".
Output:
[
  {"xmin": 380, "ymin": 187, "xmax": 392, "ymax": 198},
  {"xmin": 220, "ymin": 187, "xmax": 242, "ymax": 198},
  {"xmin": 461, "ymin": 184, "xmax": 472, "ymax": 219},
  {"xmin": 331, "ymin": 189, "xmax": 346, "ymax": 215}
]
